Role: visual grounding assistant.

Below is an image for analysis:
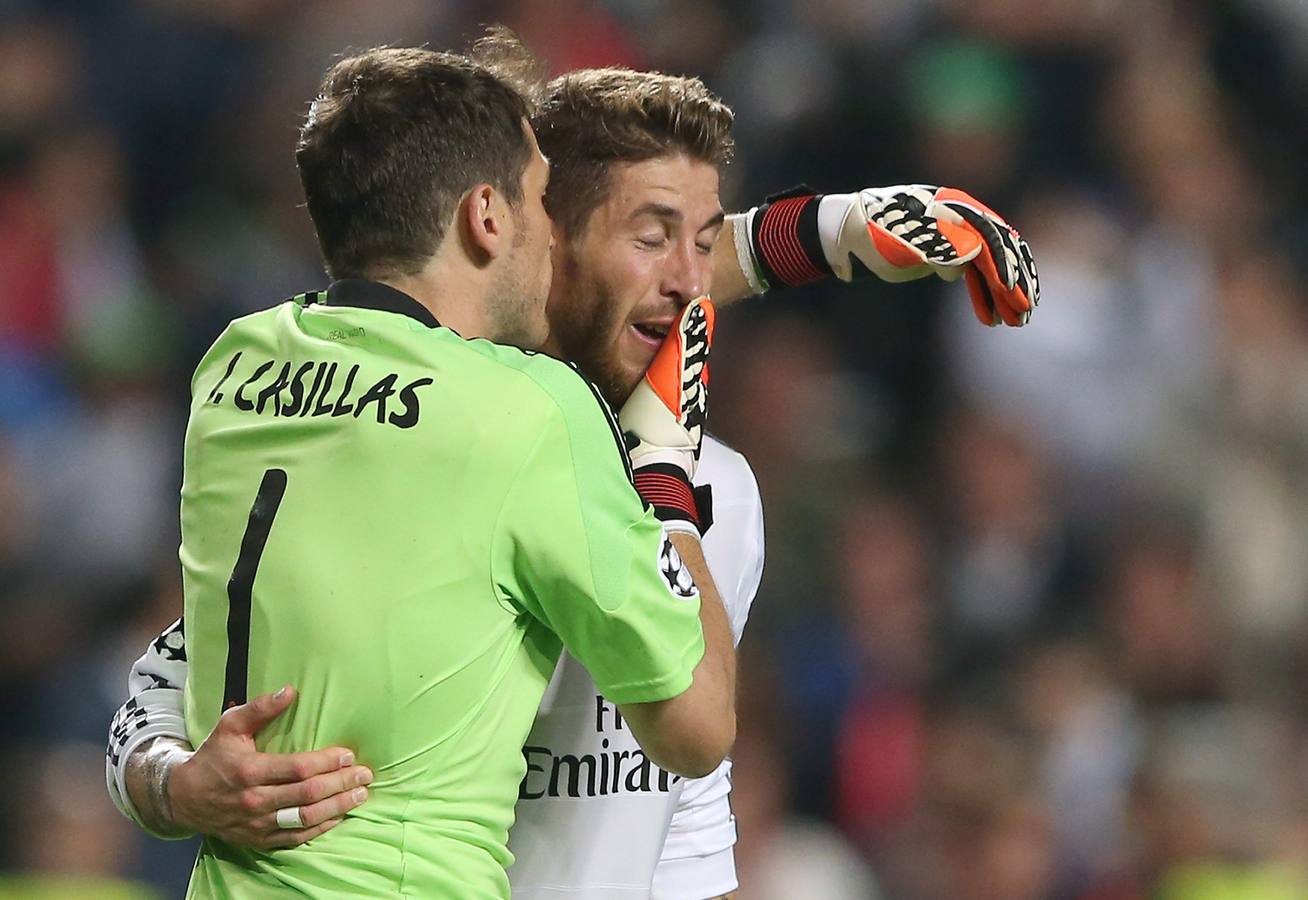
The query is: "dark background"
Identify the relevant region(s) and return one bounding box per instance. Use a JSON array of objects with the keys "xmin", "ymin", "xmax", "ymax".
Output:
[{"xmin": 3, "ymin": 1, "xmax": 1308, "ymax": 897}]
